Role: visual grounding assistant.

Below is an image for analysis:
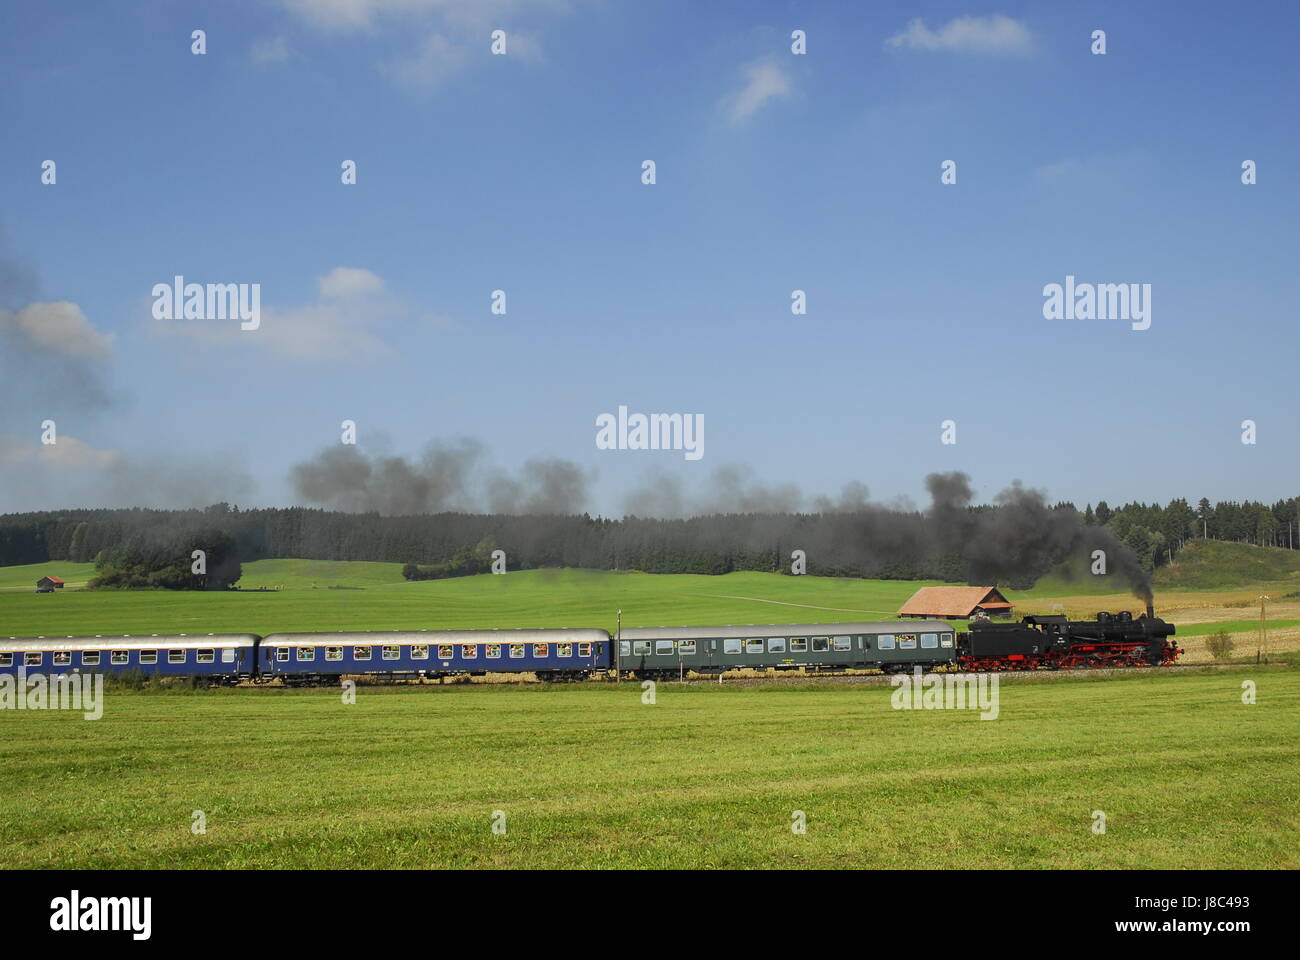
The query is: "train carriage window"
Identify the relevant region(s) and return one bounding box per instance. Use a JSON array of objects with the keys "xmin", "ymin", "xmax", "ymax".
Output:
[
  {"xmin": 382, "ymin": 645, "xmax": 400, "ymax": 661},
  {"xmin": 325, "ymin": 647, "xmax": 343, "ymax": 662},
  {"xmin": 169, "ymin": 650, "xmax": 187, "ymax": 664},
  {"xmin": 833, "ymin": 636, "xmax": 852, "ymax": 651},
  {"xmin": 679, "ymin": 640, "xmax": 696, "ymax": 656},
  {"xmin": 940, "ymin": 633, "xmax": 954, "ymax": 648},
  {"xmin": 111, "ymin": 651, "xmax": 129, "ymax": 665},
  {"xmin": 768, "ymin": 637, "xmax": 786, "ymax": 653},
  {"xmin": 811, "ymin": 637, "xmax": 830, "ymax": 652},
  {"xmin": 619, "ymin": 641, "xmax": 631, "ymax": 658},
  {"xmin": 82, "ymin": 650, "xmax": 102, "ymax": 666},
  {"xmin": 898, "ymin": 635, "xmax": 917, "ymax": 650},
  {"xmin": 222, "ymin": 648, "xmax": 237, "ymax": 663},
  {"xmin": 411, "ymin": 645, "xmax": 430, "ymax": 660},
  {"xmin": 509, "ymin": 644, "xmax": 525, "ymax": 659},
  {"xmin": 277, "ymin": 647, "xmax": 290, "ymax": 661},
  {"xmin": 25, "ymin": 652, "xmax": 43, "ymax": 666},
  {"xmin": 920, "ymin": 634, "xmax": 938, "ymax": 649},
  {"xmin": 462, "ymin": 644, "xmax": 479, "ymax": 659},
  {"xmin": 632, "ymin": 640, "xmax": 651, "ymax": 656},
  {"xmin": 353, "ymin": 646, "xmax": 372, "ymax": 661},
  {"xmin": 790, "ymin": 638, "xmax": 808, "ymax": 652},
  {"xmin": 745, "ymin": 638, "xmax": 764, "ymax": 655},
  {"xmin": 877, "ymin": 635, "xmax": 896, "ymax": 650},
  {"xmin": 487, "ymin": 644, "xmax": 502, "ymax": 659},
  {"xmin": 723, "ymin": 639, "xmax": 742, "ymax": 655},
  {"xmin": 197, "ymin": 649, "xmax": 216, "ymax": 663},
  {"xmin": 557, "ymin": 643, "xmax": 572, "ymax": 658},
  {"xmin": 655, "ymin": 641, "xmax": 675, "ymax": 656},
  {"xmin": 0, "ymin": 652, "xmax": 12, "ymax": 667},
  {"xmin": 578, "ymin": 642, "xmax": 593, "ymax": 658},
  {"xmin": 53, "ymin": 651, "xmax": 72, "ymax": 666},
  {"xmin": 855, "ymin": 635, "xmax": 868, "ymax": 650},
  {"xmin": 296, "ymin": 647, "xmax": 315, "ymax": 662},
  {"xmin": 533, "ymin": 644, "xmax": 548, "ymax": 658},
  {"xmin": 139, "ymin": 650, "xmax": 158, "ymax": 664}
]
